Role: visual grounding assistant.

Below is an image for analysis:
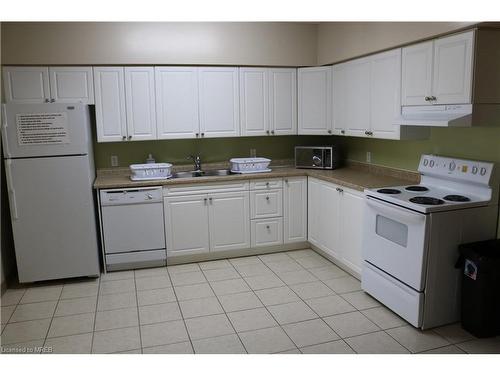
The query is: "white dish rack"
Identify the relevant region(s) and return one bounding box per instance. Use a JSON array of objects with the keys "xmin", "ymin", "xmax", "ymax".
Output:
[
  {"xmin": 130, "ymin": 163, "xmax": 172, "ymax": 181},
  {"xmin": 230, "ymin": 158, "xmax": 271, "ymax": 174}
]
